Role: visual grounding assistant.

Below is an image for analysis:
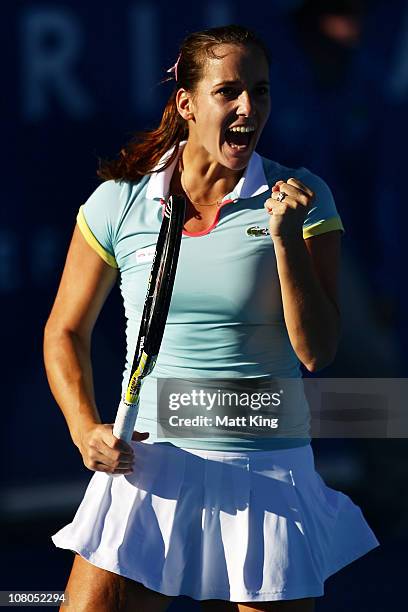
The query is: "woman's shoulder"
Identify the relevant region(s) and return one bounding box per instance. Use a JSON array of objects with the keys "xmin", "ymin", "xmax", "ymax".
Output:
[
  {"xmin": 76, "ymin": 174, "xmax": 152, "ymax": 267},
  {"xmin": 258, "ymin": 153, "xmax": 343, "ymax": 235},
  {"xmin": 80, "ymin": 176, "xmax": 151, "ymax": 244},
  {"xmin": 259, "ymin": 155, "xmax": 332, "ymax": 194},
  {"xmin": 82, "ymin": 175, "xmax": 150, "ymax": 221},
  {"xmin": 90, "ymin": 175, "xmax": 150, "ymax": 203}
]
